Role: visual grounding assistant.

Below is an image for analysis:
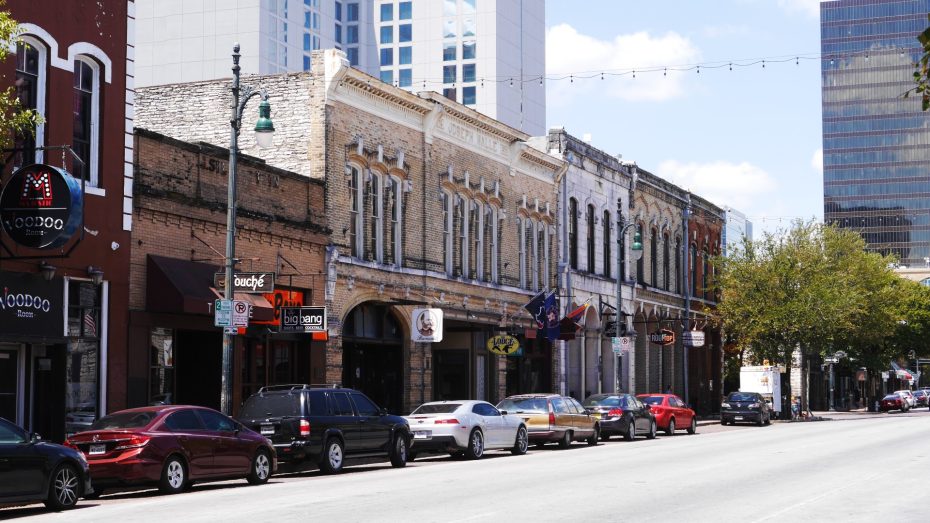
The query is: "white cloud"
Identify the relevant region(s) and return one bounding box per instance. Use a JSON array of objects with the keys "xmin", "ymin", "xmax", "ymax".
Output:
[
  {"xmin": 811, "ymin": 148, "xmax": 823, "ymax": 175},
  {"xmin": 656, "ymin": 160, "xmax": 777, "ymax": 210},
  {"xmin": 546, "ymin": 24, "xmax": 701, "ymax": 103},
  {"xmin": 776, "ymin": 0, "xmax": 821, "ymax": 18}
]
